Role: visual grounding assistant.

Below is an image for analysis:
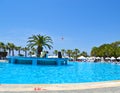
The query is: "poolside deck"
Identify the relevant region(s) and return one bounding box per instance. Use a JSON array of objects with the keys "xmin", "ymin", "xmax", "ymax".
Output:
[
  {"xmin": 1, "ymin": 81, "xmax": 120, "ymax": 92},
  {"xmin": 0, "ymin": 60, "xmax": 8, "ymax": 62}
]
